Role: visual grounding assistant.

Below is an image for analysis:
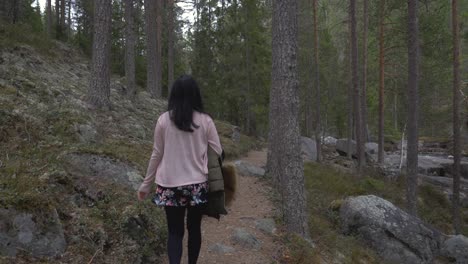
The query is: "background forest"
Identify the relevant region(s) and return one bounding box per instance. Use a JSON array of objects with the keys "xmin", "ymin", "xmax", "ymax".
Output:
[{"xmin": 1, "ymin": 0, "xmax": 468, "ymax": 263}]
